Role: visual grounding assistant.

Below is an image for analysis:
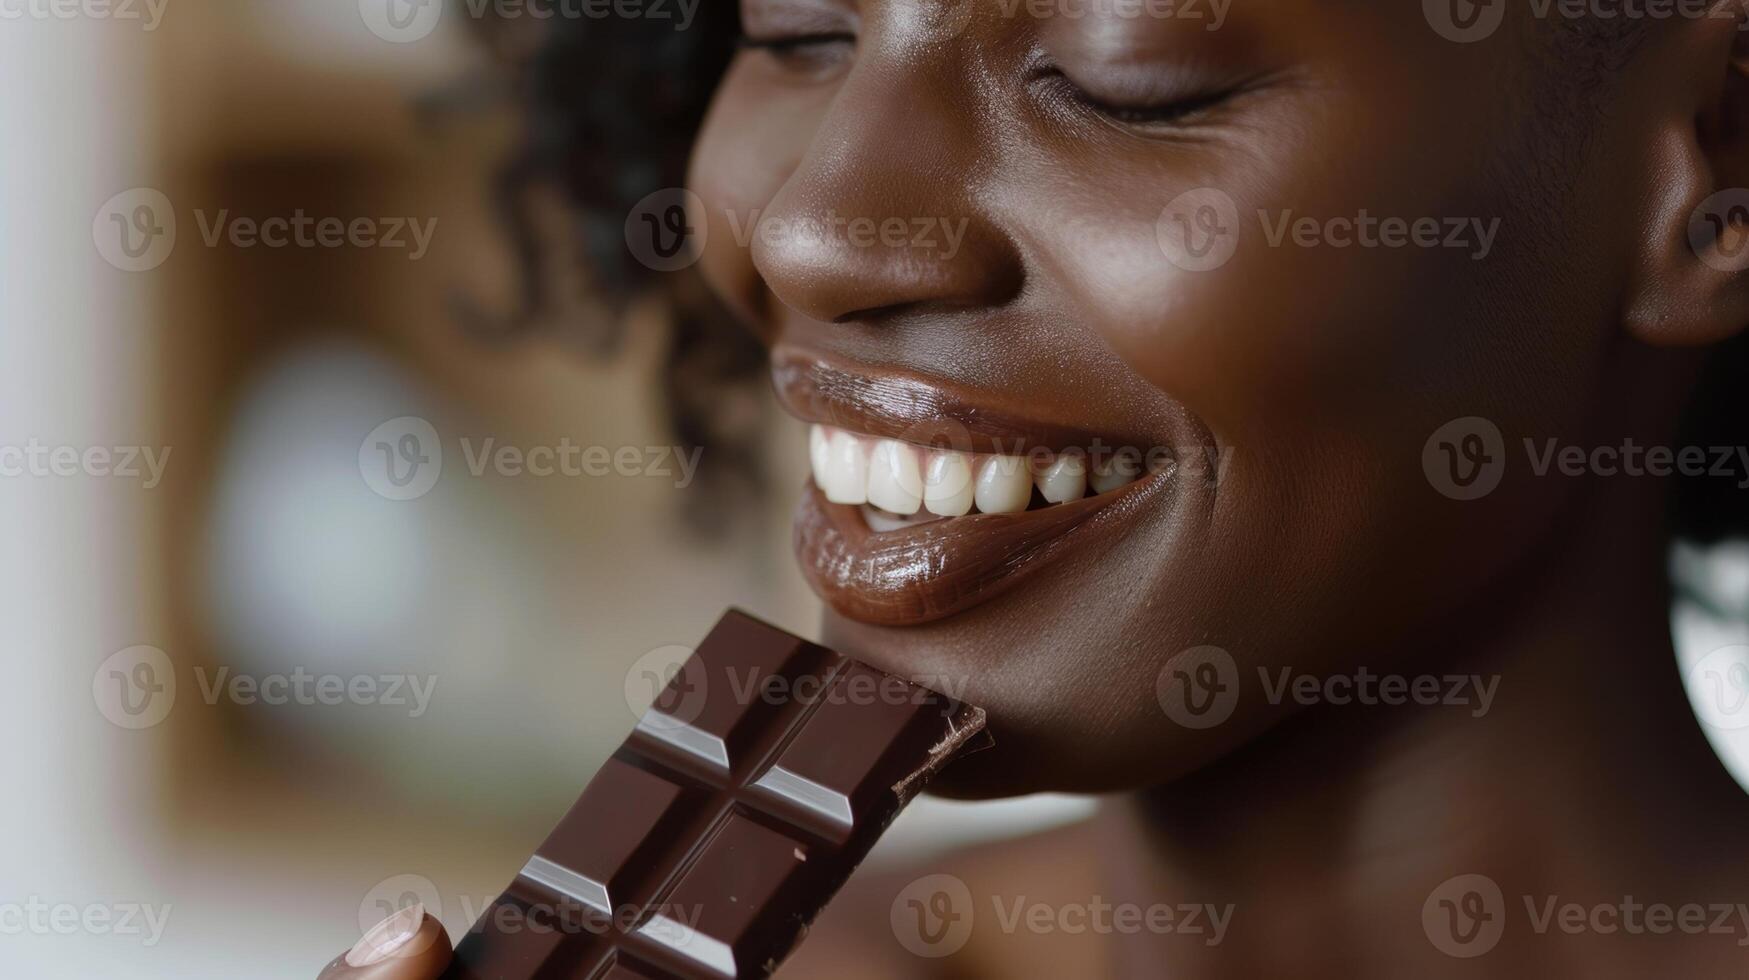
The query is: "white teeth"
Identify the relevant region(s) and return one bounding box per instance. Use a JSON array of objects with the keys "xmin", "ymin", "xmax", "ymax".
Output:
[
  {"xmin": 974, "ymin": 455, "xmax": 1032, "ymax": 514},
  {"xmin": 823, "ymin": 429, "xmax": 869, "ymax": 505},
  {"xmin": 1091, "ymin": 453, "xmax": 1142, "ymax": 494},
  {"xmin": 808, "ymin": 425, "xmax": 831, "ymax": 489},
  {"xmin": 810, "ymin": 427, "xmax": 1152, "ymax": 525},
  {"xmin": 867, "ymin": 439, "xmax": 924, "ymax": 515},
  {"xmin": 924, "ymin": 451, "xmax": 976, "ymax": 517},
  {"xmin": 863, "ymin": 505, "xmax": 935, "ymax": 533},
  {"xmin": 1034, "ymin": 453, "xmax": 1087, "ymax": 504}
]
